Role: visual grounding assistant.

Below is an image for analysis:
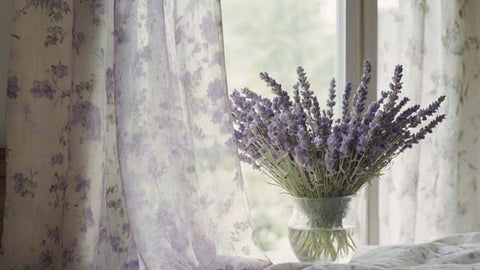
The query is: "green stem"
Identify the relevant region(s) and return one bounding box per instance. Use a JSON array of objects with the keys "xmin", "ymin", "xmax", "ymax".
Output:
[{"xmin": 289, "ymin": 227, "xmax": 357, "ymax": 262}]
